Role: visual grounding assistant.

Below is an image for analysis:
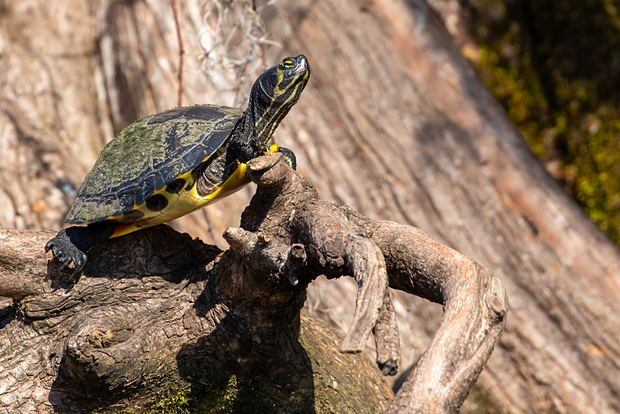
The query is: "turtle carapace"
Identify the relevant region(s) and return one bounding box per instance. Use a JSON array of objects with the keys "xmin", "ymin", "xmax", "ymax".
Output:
[{"xmin": 46, "ymin": 55, "xmax": 310, "ymax": 275}]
